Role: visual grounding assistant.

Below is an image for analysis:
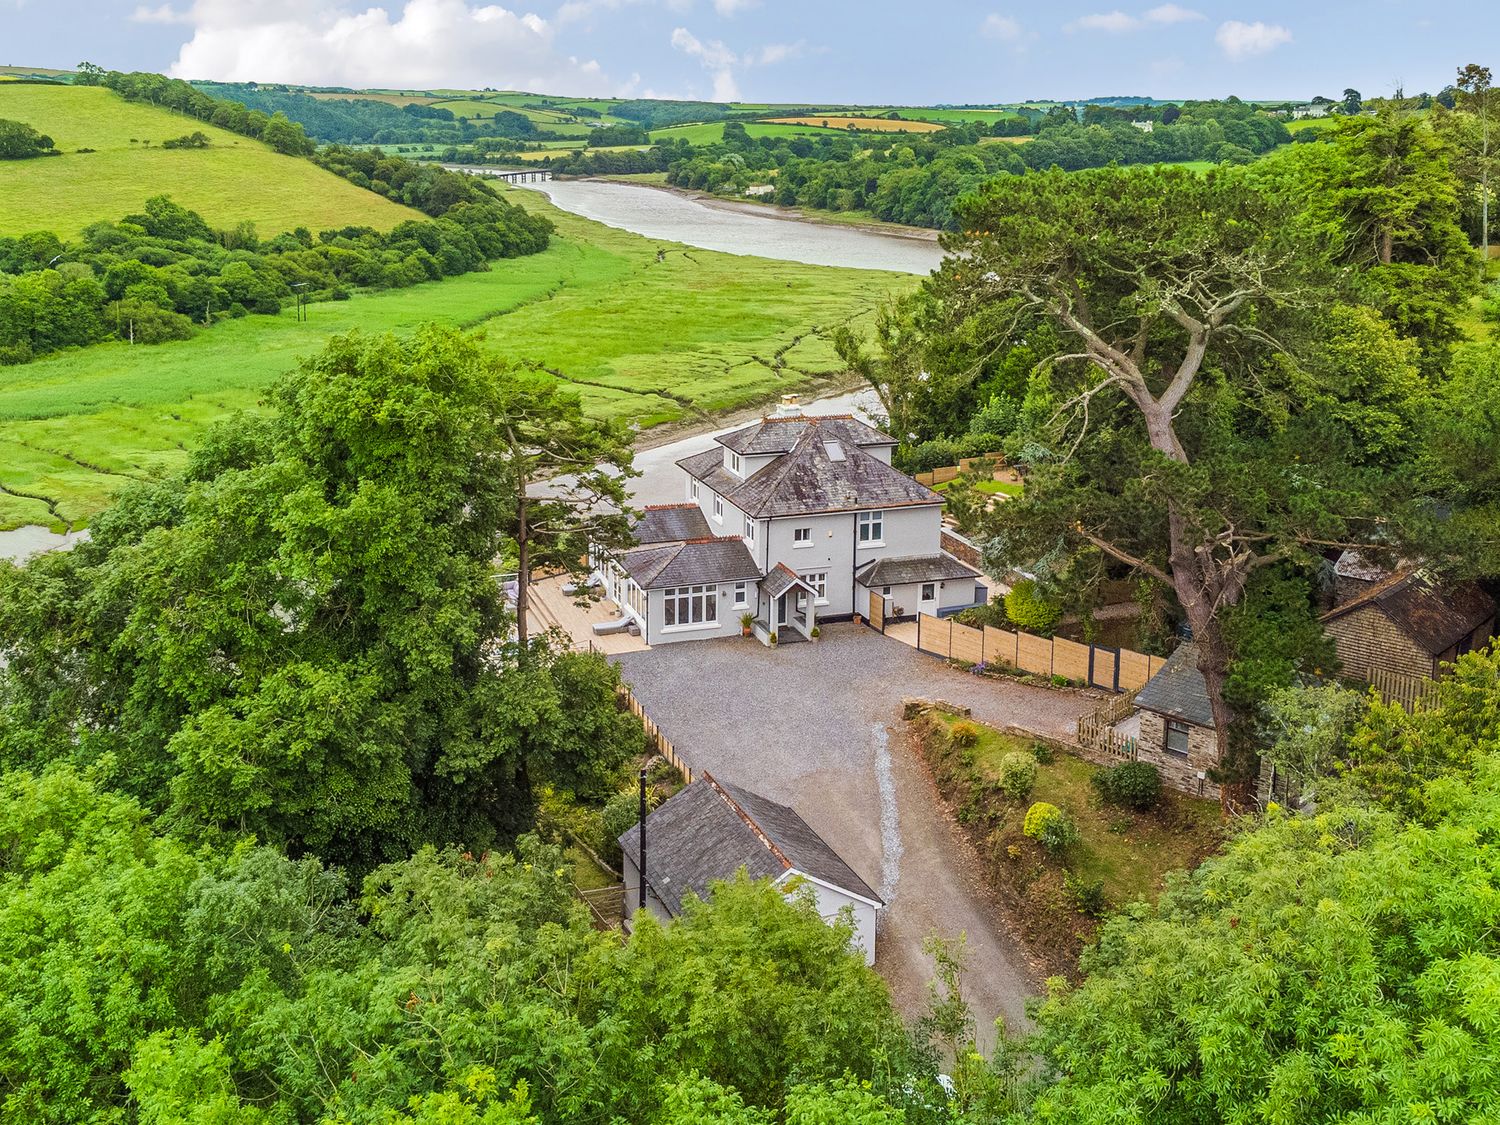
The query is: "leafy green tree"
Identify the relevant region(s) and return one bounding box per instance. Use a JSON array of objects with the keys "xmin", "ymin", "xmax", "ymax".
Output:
[
  {"xmin": 0, "ymin": 118, "xmax": 57, "ymax": 159},
  {"xmin": 1453, "ymin": 63, "xmax": 1495, "ymax": 268},
  {"xmin": 0, "ymin": 327, "xmax": 638, "ymax": 866}
]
